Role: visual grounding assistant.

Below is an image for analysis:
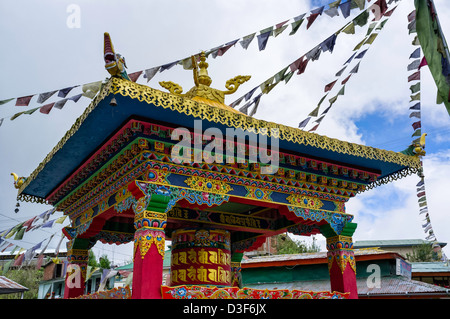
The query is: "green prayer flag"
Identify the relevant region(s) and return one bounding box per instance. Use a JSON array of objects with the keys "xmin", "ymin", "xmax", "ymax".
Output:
[
  {"xmin": 376, "ymin": 19, "xmax": 389, "ymax": 30},
  {"xmin": 353, "ymin": 38, "xmax": 366, "ymax": 51},
  {"xmin": 412, "ymin": 129, "xmax": 422, "ymax": 137},
  {"xmin": 290, "ymin": 19, "xmax": 304, "ymax": 35},
  {"xmin": 284, "ymin": 71, "xmax": 294, "ymax": 84},
  {"xmin": 24, "ymin": 107, "xmax": 40, "ymax": 115},
  {"xmin": 10, "ymin": 112, "xmax": 25, "ymax": 121},
  {"xmin": 354, "ymin": 11, "xmax": 369, "ymax": 27},
  {"xmin": 364, "ymin": 33, "xmax": 378, "ymax": 45},
  {"xmin": 410, "ymin": 82, "xmax": 421, "ymax": 93},
  {"xmin": 342, "ymin": 22, "xmax": 355, "ymax": 35},
  {"xmin": 14, "ymin": 227, "xmax": 25, "ymax": 240},
  {"xmin": 410, "ymin": 92, "xmax": 421, "ymax": 101},
  {"xmin": 309, "ymin": 105, "xmax": 320, "ymax": 117},
  {"xmin": 275, "ymin": 67, "xmax": 289, "ymax": 82},
  {"xmin": 353, "ymin": 0, "xmax": 365, "ymax": 10},
  {"xmin": 0, "ymin": 98, "xmax": 14, "ymax": 105},
  {"xmin": 337, "ymin": 85, "xmax": 345, "ymax": 96},
  {"xmin": 415, "ymin": 0, "xmax": 450, "ymax": 115},
  {"xmin": 2, "ymin": 259, "xmax": 13, "ymax": 275},
  {"xmin": 366, "ymin": 22, "xmax": 377, "ymax": 35}
]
